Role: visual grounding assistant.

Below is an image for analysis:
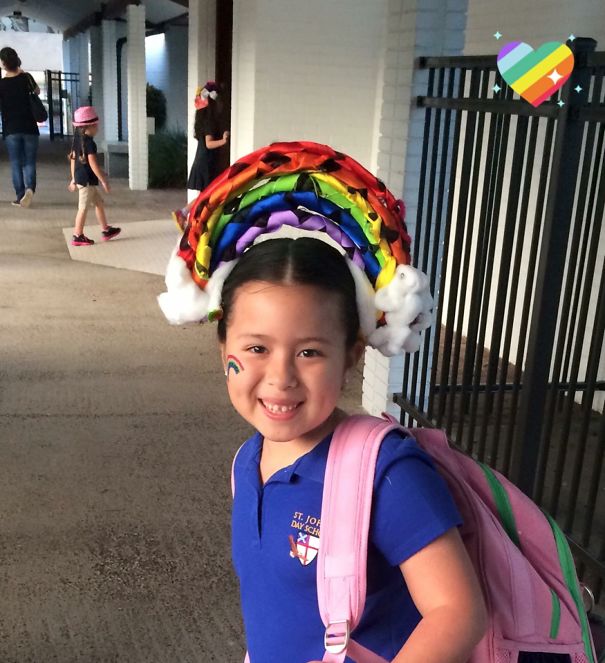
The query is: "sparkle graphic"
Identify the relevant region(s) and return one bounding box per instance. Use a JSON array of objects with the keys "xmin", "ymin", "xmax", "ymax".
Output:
[
  {"xmin": 494, "ymin": 31, "xmax": 502, "ymax": 40},
  {"xmin": 492, "ymin": 83, "xmax": 502, "ymax": 93},
  {"xmin": 557, "ymin": 100, "xmax": 565, "ymax": 107},
  {"xmin": 547, "ymin": 69, "xmax": 563, "ymax": 85},
  {"xmin": 568, "ymin": 34, "xmax": 576, "ymax": 42},
  {"xmin": 574, "ymin": 85, "xmax": 583, "ymax": 93}
]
